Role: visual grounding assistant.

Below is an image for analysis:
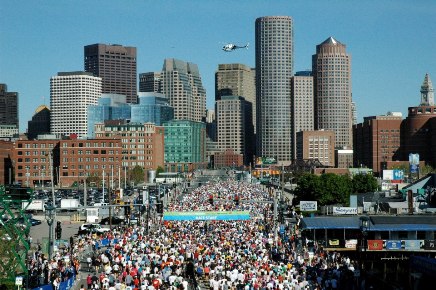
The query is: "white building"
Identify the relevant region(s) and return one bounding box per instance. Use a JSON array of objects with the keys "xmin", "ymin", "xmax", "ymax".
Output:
[{"xmin": 50, "ymin": 72, "xmax": 101, "ymax": 138}]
